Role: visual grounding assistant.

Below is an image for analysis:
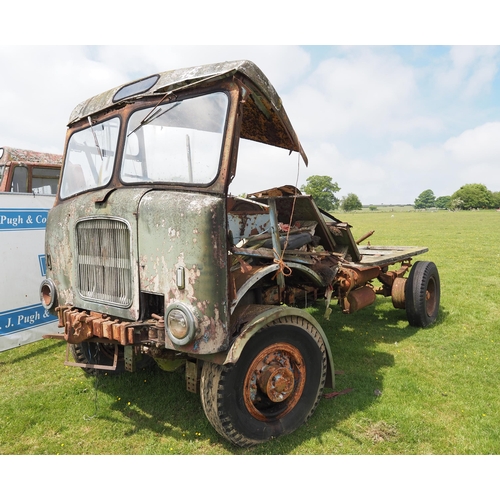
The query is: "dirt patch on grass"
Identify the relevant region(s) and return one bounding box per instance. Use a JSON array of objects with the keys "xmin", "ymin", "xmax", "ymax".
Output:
[{"xmin": 362, "ymin": 420, "xmax": 398, "ymax": 443}]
